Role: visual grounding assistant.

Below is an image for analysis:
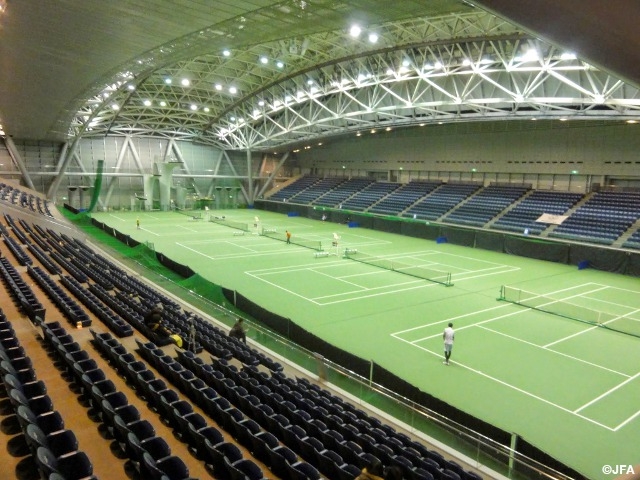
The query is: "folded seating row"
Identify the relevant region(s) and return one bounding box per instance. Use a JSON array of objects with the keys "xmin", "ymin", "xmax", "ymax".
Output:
[
  {"xmin": 91, "ymin": 330, "xmax": 267, "ymax": 479},
  {"xmin": 60, "ymin": 275, "xmax": 133, "ymax": 337},
  {"xmin": 0, "ymin": 183, "xmax": 53, "ymax": 217},
  {"xmin": 1, "ymin": 313, "xmax": 97, "ymax": 479},
  {"xmin": 2, "ymin": 232, "xmax": 32, "ymax": 266},
  {"xmin": 39, "ymin": 320, "xmax": 195, "ymax": 480},
  {"xmin": 27, "ymin": 266, "xmax": 91, "ymax": 327},
  {"xmin": 0, "ymin": 256, "xmax": 45, "ymax": 321}
]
